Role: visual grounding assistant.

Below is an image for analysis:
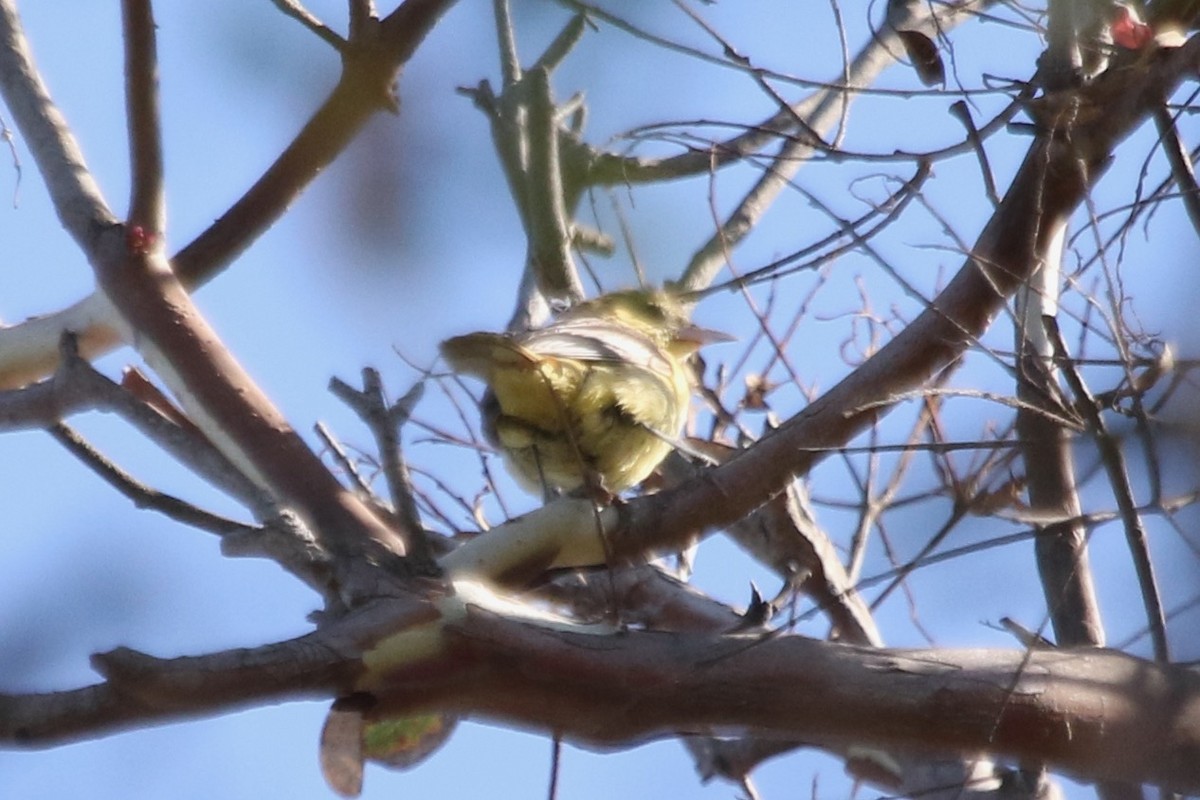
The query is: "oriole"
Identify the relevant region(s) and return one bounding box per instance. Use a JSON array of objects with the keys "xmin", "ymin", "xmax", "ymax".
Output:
[{"xmin": 440, "ymin": 290, "xmax": 726, "ymax": 495}]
